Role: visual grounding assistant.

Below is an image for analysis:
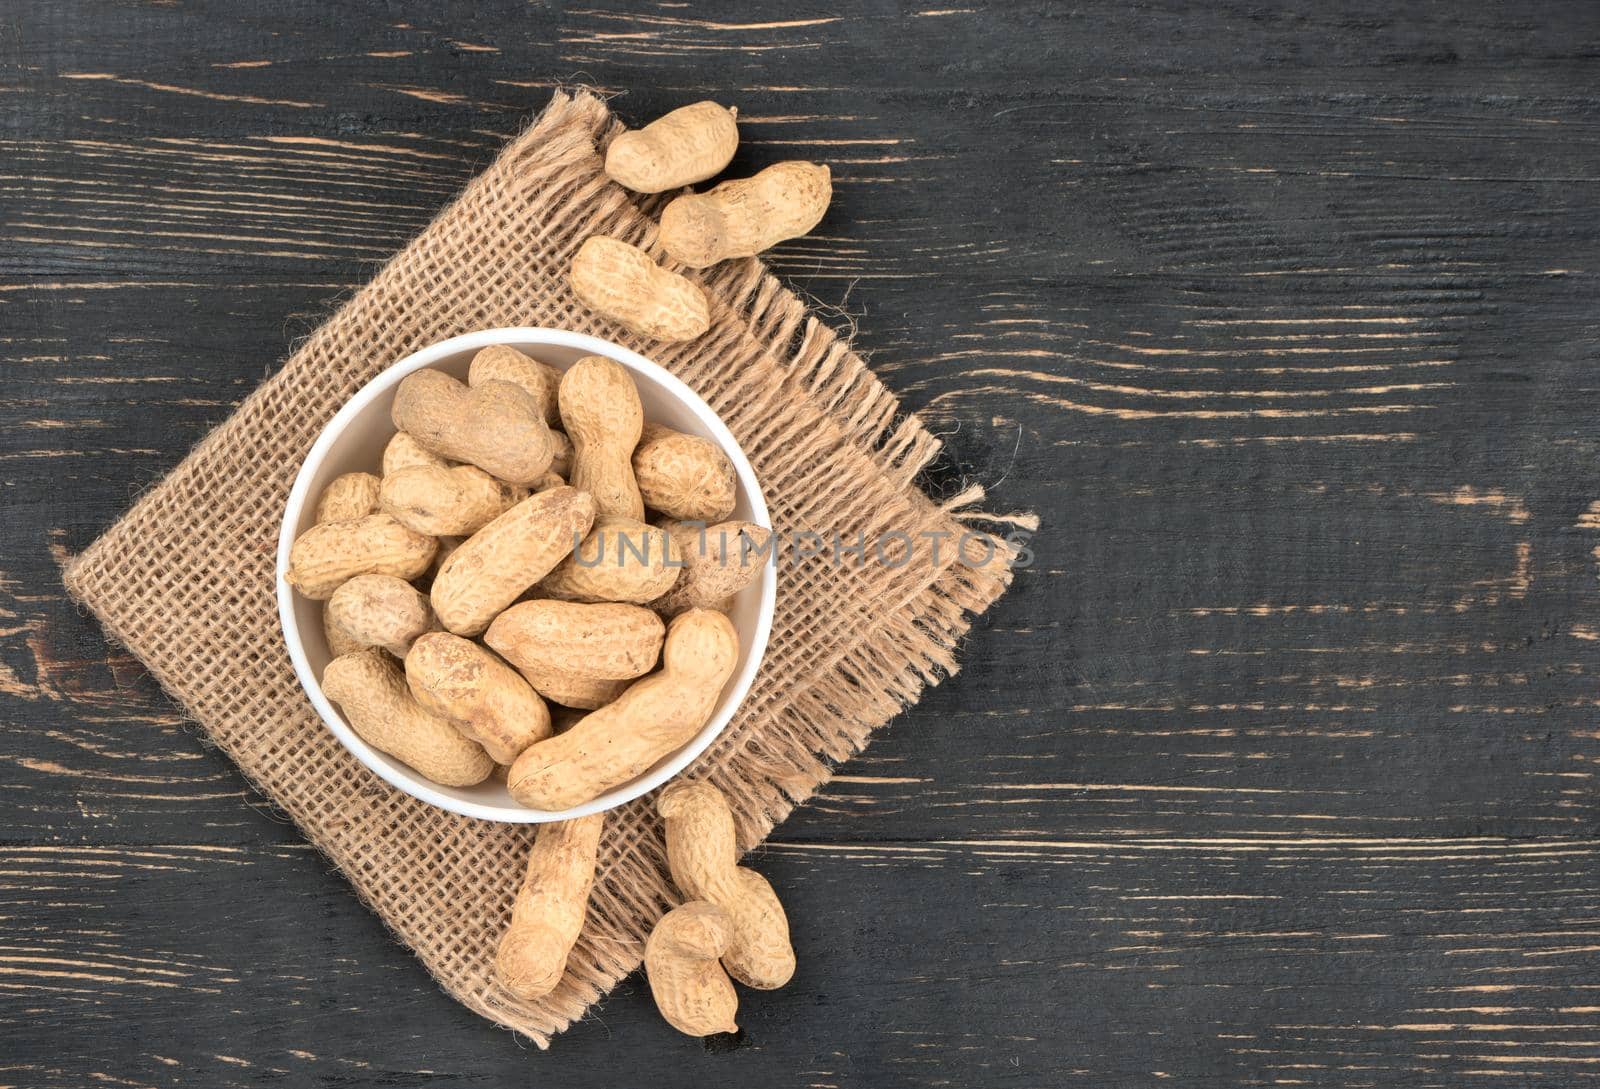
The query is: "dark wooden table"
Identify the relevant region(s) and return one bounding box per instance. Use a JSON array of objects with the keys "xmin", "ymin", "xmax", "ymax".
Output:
[{"xmin": 7, "ymin": 3, "xmax": 1600, "ymax": 1085}]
